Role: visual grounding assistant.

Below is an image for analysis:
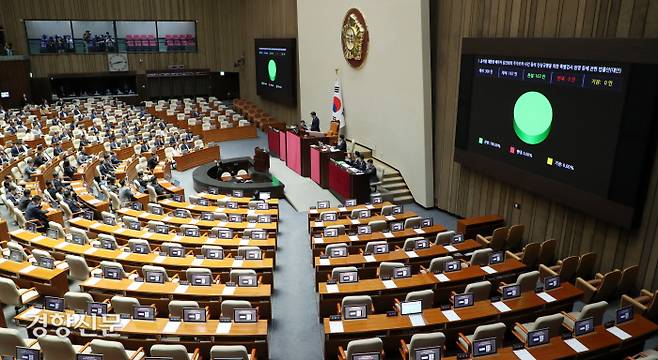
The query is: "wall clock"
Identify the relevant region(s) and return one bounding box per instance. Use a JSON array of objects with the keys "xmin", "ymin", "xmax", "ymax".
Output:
[
  {"xmin": 341, "ymin": 8, "xmax": 369, "ymax": 68},
  {"xmin": 108, "ymin": 53, "xmax": 129, "ymax": 72}
]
